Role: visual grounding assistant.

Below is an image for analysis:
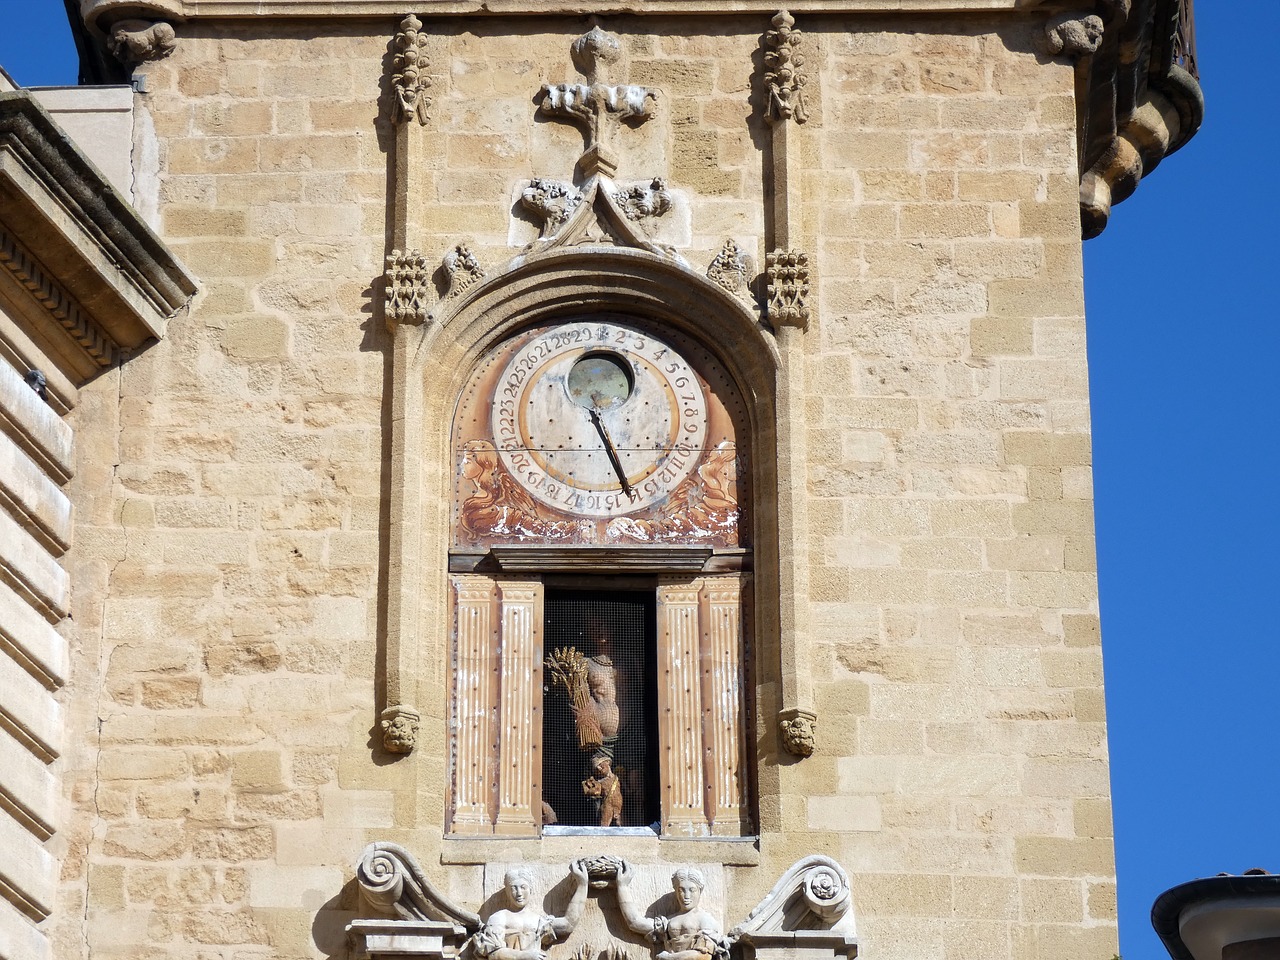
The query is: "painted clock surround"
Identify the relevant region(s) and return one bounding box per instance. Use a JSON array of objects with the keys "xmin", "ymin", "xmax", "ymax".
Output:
[{"xmin": 452, "ymin": 314, "xmax": 750, "ymax": 550}]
